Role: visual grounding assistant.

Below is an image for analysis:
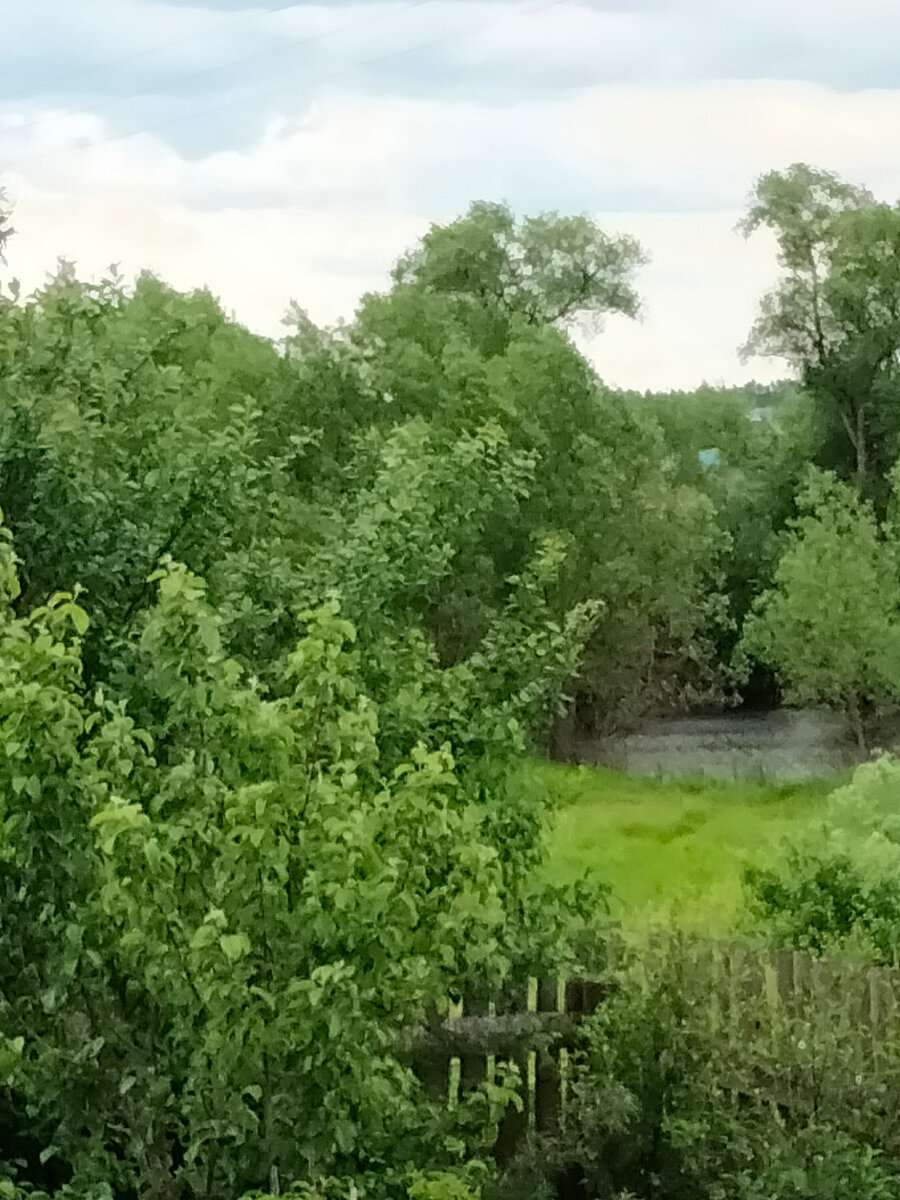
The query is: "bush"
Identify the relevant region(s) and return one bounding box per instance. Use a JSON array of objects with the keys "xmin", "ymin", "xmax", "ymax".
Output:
[
  {"xmin": 746, "ymin": 754, "xmax": 900, "ymax": 961},
  {"xmin": 492, "ymin": 937, "xmax": 900, "ymax": 1200},
  {"xmin": 740, "ymin": 469, "xmax": 900, "ymax": 745},
  {"xmin": 0, "ymin": 535, "xmax": 579, "ymax": 1198}
]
